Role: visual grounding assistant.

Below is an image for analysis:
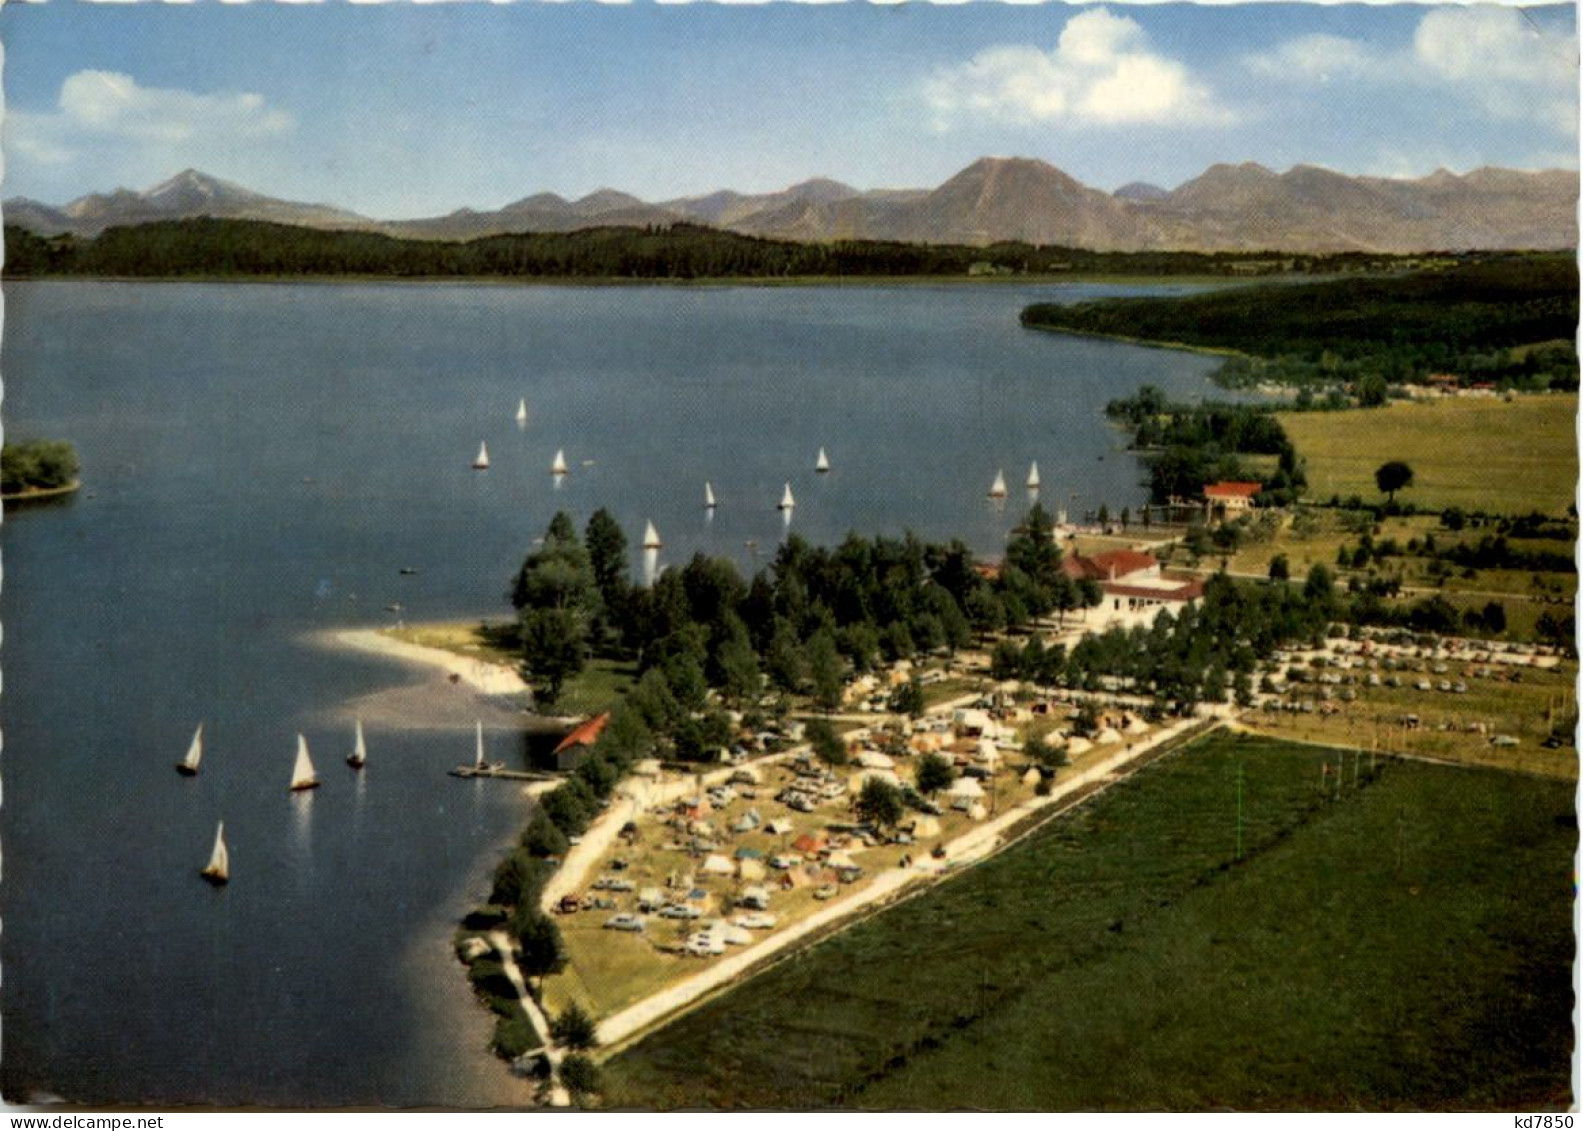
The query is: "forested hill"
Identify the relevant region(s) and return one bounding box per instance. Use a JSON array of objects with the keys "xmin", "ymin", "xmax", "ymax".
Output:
[
  {"xmin": 1020, "ymin": 256, "xmax": 1579, "ymax": 363},
  {"xmin": 5, "ymin": 217, "xmax": 1434, "ymax": 281}
]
